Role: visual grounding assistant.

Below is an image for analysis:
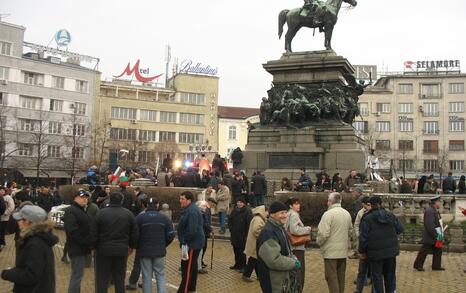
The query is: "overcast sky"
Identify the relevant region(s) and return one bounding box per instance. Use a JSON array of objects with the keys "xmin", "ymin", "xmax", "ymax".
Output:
[{"xmin": 2, "ymin": 0, "xmax": 466, "ymax": 107}]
